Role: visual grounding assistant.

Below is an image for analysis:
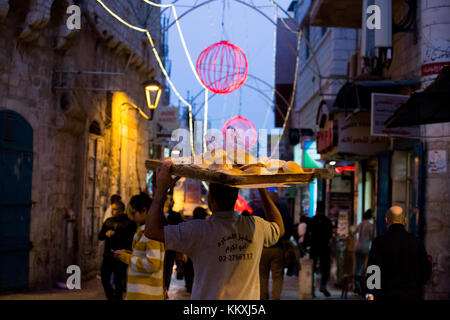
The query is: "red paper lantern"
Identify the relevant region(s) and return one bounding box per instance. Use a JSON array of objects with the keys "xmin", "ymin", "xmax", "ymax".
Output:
[
  {"xmin": 222, "ymin": 116, "xmax": 257, "ymax": 149},
  {"xmin": 196, "ymin": 41, "xmax": 248, "ymax": 94}
]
